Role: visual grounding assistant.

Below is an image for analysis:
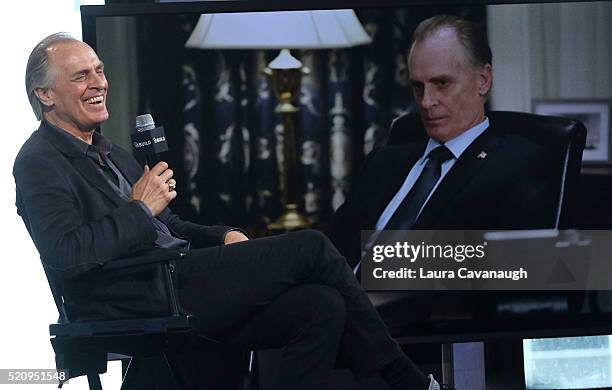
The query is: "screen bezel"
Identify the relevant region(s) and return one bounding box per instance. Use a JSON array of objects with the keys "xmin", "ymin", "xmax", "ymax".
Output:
[{"xmin": 80, "ymin": 0, "xmax": 595, "ymax": 49}]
